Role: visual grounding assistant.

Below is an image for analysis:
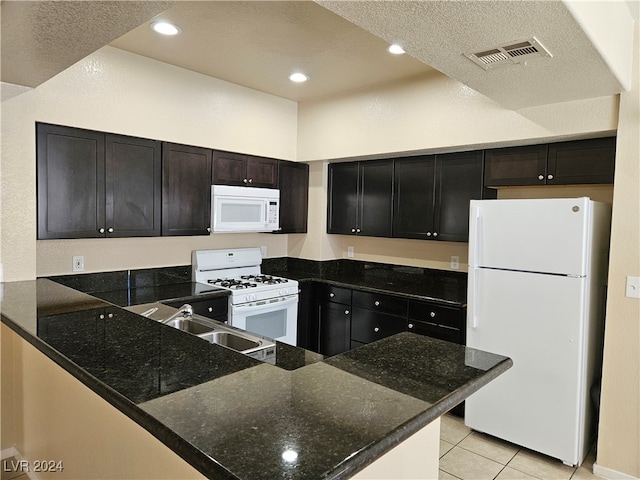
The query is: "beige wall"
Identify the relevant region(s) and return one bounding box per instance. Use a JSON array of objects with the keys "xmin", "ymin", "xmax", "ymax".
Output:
[
  {"xmin": 595, "ymin": 20, "xmax": 640, "ymax": 479},
  {"xmin": 0, "ymin": 46, "xmax": 298, "ymax": 281}
]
